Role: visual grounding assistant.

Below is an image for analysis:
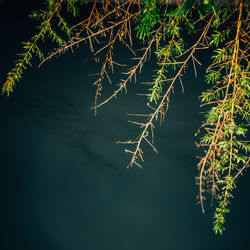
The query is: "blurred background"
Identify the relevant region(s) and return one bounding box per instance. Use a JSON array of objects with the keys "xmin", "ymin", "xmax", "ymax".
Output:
[{"xmin": 0, "ymin": 1, "xmax": 249, "ymax": 250}]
